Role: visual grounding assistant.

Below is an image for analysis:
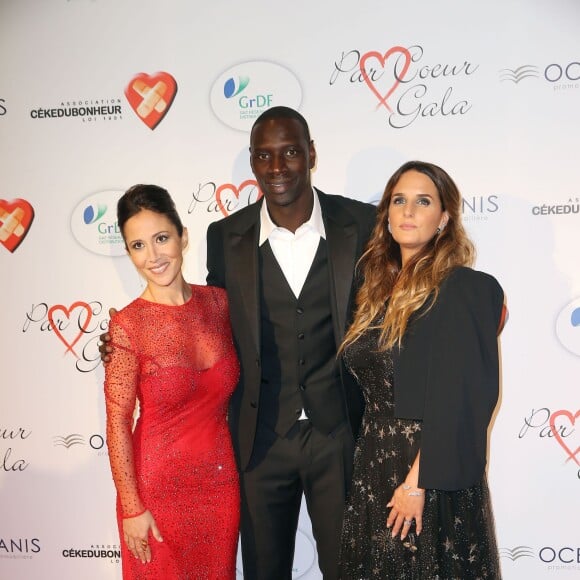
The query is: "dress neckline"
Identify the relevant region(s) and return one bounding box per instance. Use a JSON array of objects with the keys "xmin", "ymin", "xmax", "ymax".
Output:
[{"xmin": 137, "ymin": 284, "xmax": 195, "ymax": 308}]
